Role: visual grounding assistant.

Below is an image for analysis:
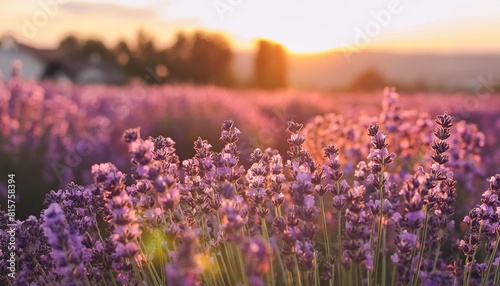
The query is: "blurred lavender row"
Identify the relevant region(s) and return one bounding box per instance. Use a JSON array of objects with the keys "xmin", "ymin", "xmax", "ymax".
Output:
[{"xmin": 1, "ymin": 64, "xmax": 498, "ymax": 219}]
